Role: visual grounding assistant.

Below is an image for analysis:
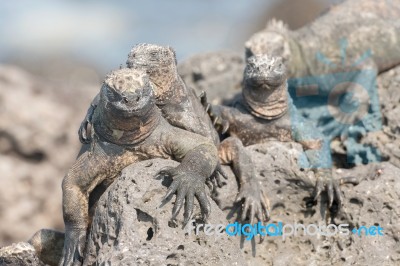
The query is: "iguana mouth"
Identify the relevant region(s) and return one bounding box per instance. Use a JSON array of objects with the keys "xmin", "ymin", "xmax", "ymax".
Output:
[
  {"xmin": 245, "ymin": 56, "xmax": 286, "ymax": 88},
  {"xmin": 245, "ymin": 75, "xmax": 285, "ymax": 88}
]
